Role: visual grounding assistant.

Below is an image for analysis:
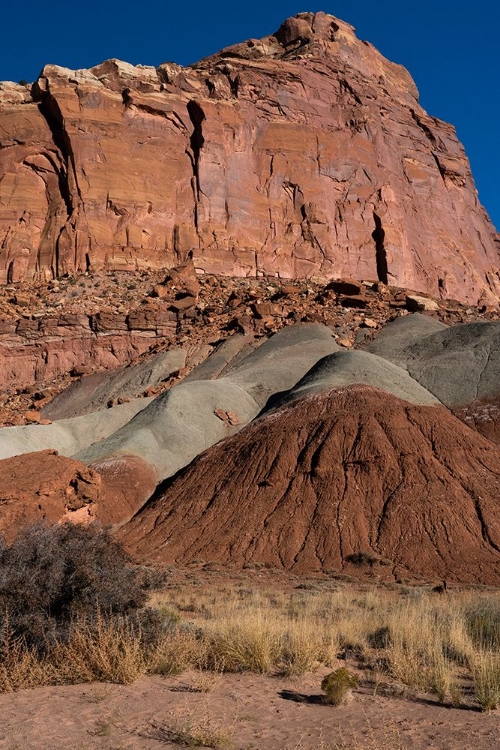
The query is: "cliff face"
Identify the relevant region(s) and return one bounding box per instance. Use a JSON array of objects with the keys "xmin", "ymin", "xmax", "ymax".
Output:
[{"xmin": 0, "ymin": 12, "xmax": 499, "ymax": 304}]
